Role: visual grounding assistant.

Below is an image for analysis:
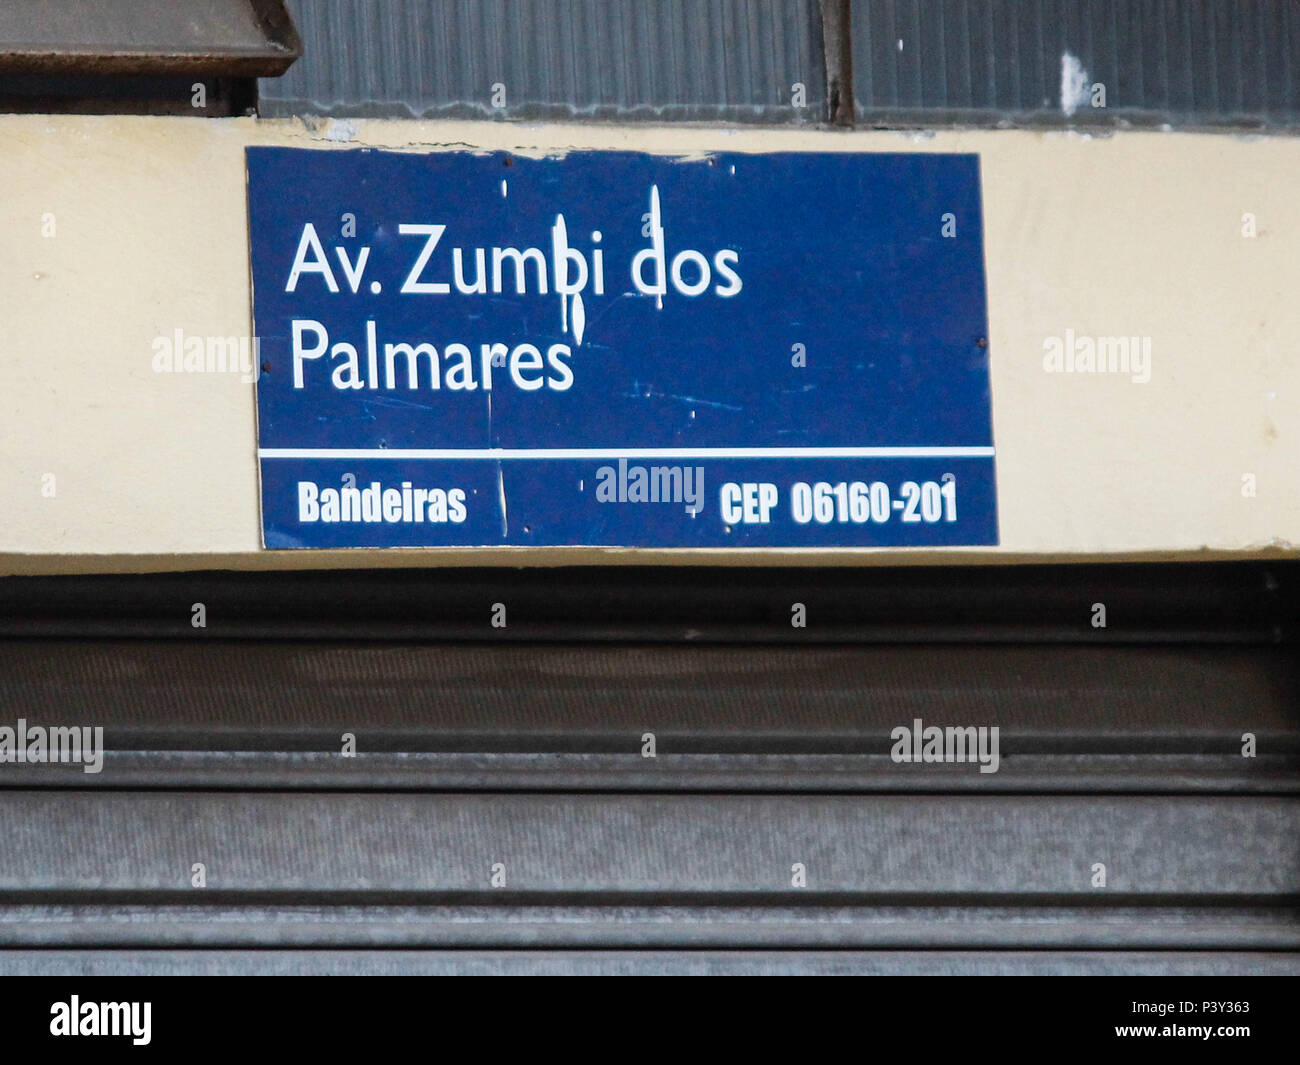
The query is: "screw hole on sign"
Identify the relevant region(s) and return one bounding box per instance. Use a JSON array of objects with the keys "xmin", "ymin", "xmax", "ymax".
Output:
[
  {"xmin": 503, "ymin": 155, "xmax": 513, "ymax": 167},
  {"xmin": 523, "ymin": 525, "xmax": 531, "ymax": 533},
  {"xmin": 977, "ymin": 337, "xmax": 987, "ymax": 348},
  {"xmin": 261, "ymin": 362, "xmax": 271, "ymax": 373}
]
